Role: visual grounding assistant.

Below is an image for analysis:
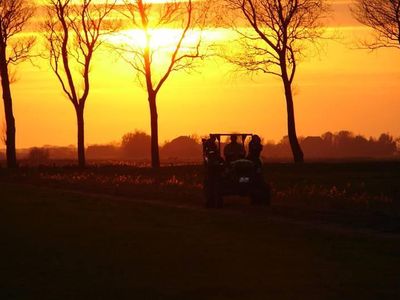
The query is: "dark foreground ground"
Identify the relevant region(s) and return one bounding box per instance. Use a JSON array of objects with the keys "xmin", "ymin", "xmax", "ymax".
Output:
[{"xmin": 1, "ymin": 179, "xmax": 400, "ymax": 299}]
